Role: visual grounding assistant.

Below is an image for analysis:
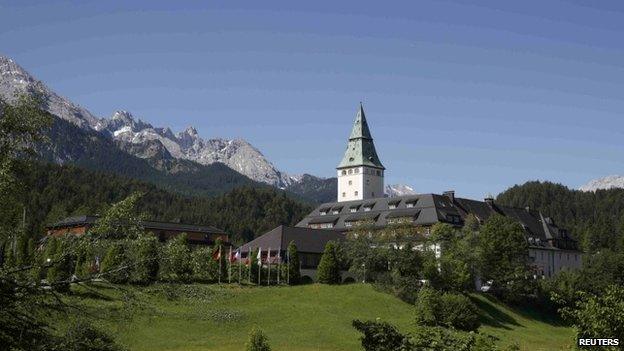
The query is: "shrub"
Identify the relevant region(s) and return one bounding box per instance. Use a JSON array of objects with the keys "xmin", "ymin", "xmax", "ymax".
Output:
[
  {"xmin": 129, "ymin": 234, "xmax": 159, "ymax": 284},
  {"xmin": 415, "ymin": 288, "xmax": 480, "ymax": 331},
  {"xmin": 159, "ymin": 234, "xmax": 191, "ymax": 282},
  {"xmin": 100, "ymin": 241, "xmax": 129, "ymax": 284},
  {"xmin": 411, "ymin": 326, "xmax": 498, "ymax": 351},
  {"xmin": 245, "ymin": 326, "xmax": 271, "ymax": 351},
  {"xmin": 54, "ymin": 319, "xmax": 125, "ymax": 351},
  {"xmin": 191, "ymin": 246, "xmax": 218, "ymax": 282},
  {"xmin": 352, "ymin": 319, "xmax": 412, "ymax": 351},
  {"xmin": 317, "ymin": 241, "xmax": 341, "ymax": 284},
  {"xmin": 439, "ymin": 293, "xmax": 481, "ymax": 331}
]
